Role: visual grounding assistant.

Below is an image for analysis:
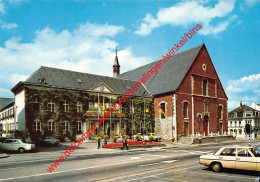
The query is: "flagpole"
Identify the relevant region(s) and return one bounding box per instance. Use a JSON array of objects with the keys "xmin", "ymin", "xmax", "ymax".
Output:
[
  {"xmin": 132, "ymin": 99, "xmax": 134, "ymax": 139},
  {"xmin": 97, "ymin": 93, "xmax": 100, "ymax": 135},
  {"xmin": 103, "ymin": 96, "xmax": 104, "ymax": 134},
  {"xmin": 110, "ymin": 97, "xmax": 111, "ymax": 137},
  {"xmin": 119, "ymin": 106, "xmax": 121, "ymax": 136},
  {"xmin": 144, "ymin": 100, "xmax": 145, "ymax": 135}
]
